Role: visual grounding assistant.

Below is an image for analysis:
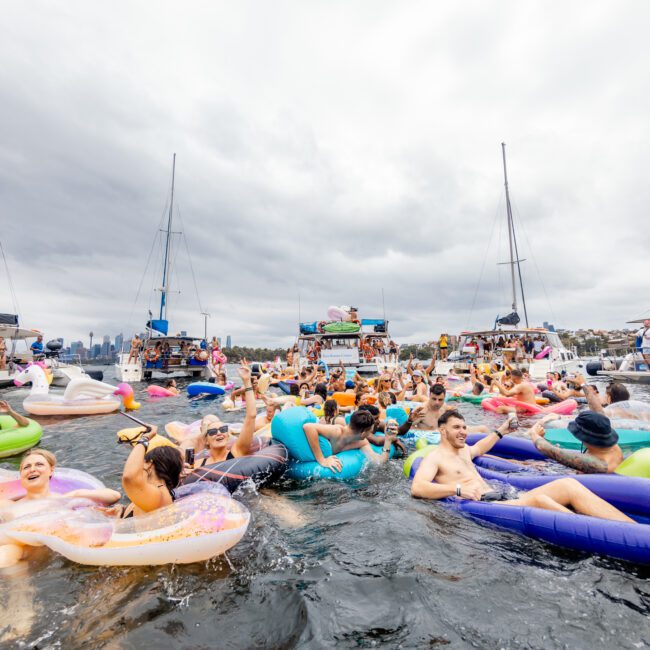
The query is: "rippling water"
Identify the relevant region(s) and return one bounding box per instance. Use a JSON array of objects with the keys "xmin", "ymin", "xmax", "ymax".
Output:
[{"xmin": 1, "ymin": 367, "xmax": 649, "ymax": 648}]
